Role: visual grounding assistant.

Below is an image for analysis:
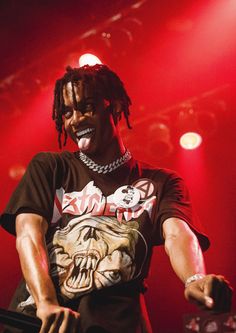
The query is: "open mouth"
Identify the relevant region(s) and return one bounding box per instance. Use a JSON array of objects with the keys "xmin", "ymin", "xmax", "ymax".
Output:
[
  {"xmin": 75, "ymin": 128, "xmax": 95, "ymax": 140},
  {"xmin": 75, "ymin": 128, "xmax": 95, "ymax": 151},
  {"xmin": 64, "ymin": 253, "xmax": 98, "ymax": 292}
]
